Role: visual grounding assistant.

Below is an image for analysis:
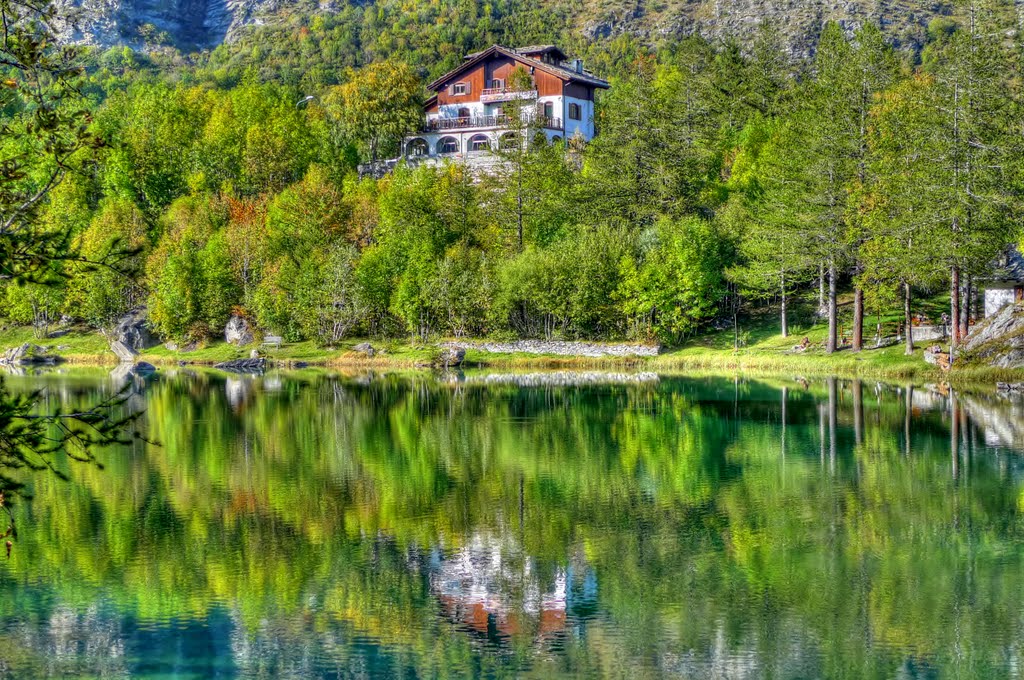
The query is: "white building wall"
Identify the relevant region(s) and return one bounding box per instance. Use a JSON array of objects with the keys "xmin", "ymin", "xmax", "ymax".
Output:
[
  {"xmin": 563, "ymin": 95, "xmax": 595, "ymax": 140},
  {"xmin": 985, "ymin": 287, "xmax": 1017, "ymax": 317}
]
